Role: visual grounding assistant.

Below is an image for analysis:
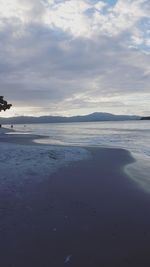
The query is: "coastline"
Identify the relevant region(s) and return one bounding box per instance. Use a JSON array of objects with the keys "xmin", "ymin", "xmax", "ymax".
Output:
[
  {"xmin": 1, "ymin": 128, "xmax": 150, "ymax": 266},
  {"xmin": 0, "ymin": 128, "xmax": 90, "ymax": 189},
  {"xmin": 125, "ymin": 153, "xmax": 150, "ymax": 193}
]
